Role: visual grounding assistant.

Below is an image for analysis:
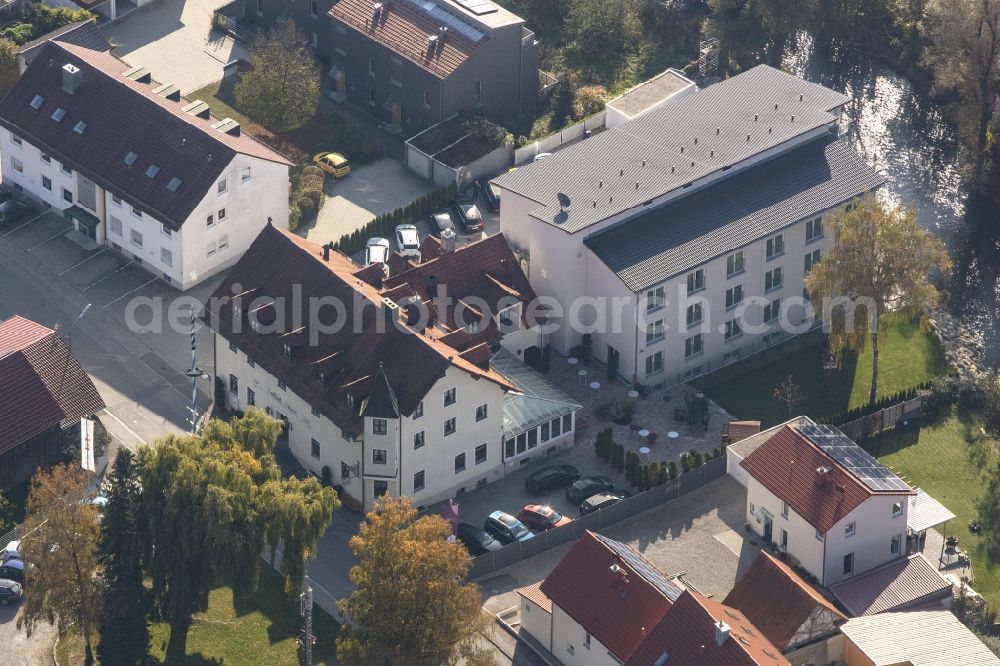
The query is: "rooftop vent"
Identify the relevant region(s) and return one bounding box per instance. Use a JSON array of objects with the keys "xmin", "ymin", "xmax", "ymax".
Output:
[
  {"xmin": 440, "ymin": 227, "xmax": 456, "ymax": 253},
  {"xmin": 680, "ymin": 145, "xmax": 684, "ymax": 153},
  {"xmin": 51, "ymin": 107, "xmax": 66, "ymax": 122},
  {"xmin": 123, "ymin": 65, "xmax": 152, "ymax": 84},
  {"xmin": 693, "ymin": 137, "xmax": 698, "ymax": 145},
  {"xmin": 790, "ymin": 114, "xmax": 795, "ymax": 122},
  {"xmin": 710, "ymin": 150, "xmax": 714, "ymax": 158},
  {"xmin": 153, "ymin": 82, "xmax": 181, "ymax": 102},
  {"xmin": 619, "ymin": 168, "xmax": 624, "ymax": 176},
  {"xmin": 62, "ymin": 63, "xmax": 81, "ymax": 94},
  {"xmin": 746, "ymin": 134, "xmax": 751, "ymax": 141},
  {"xmin": 774, "ymin": 103, "xmax": 779, "ymax": 110},
  {"xmin": 181, "ymin": 99, "xmax": 211, "ymax": 119},
  {"xmin": 123, "ymin": 151, "xmax": 139, "ymax": 166},
  {"xmin": 145, "ymin": 164, "xmax": 161, "ymax": 178},
  {"xmin": 212, "ymin": 117, "xmax": 241, "ymax": 136},
  {"xmin": 716, "ymin": 127, "xmax": 720, "ymax": 135},
  {"xmin": 641, "ymin": 159, "xmax": 646, "ymax": 167},
  {"xmin": 817, "ymin": 465, "xmax": 830, "ymax": 475},
  {"xmin": 671, "ymin": 166, "xmax": 675, "ymax": 173},
  {"xmin": 73, "ymin": 120, "xmax": 87, "ymax": 135},
  {"xmin": 166, "ymin": 176, "xmax": 182, "ymax": 192},
  {"xmin": 754, "ymin": 113, "xmax": 758, "ymax": 121},
  {"xmin": 29, "ymin": 94, "xmax": 44, "ymax": 110},
  {"xmin": 799, "ymin": 93, "xmax": 804, "ymax": 101},
  {"xmin": 714, "ymin": 621, "xmax": 731, "ymax": 646},
  {"xmin": 598, "ymin": 180, "xmax": 603, "ymax": 188},
  {"xmin": 427, "ymin": 34, "xmax": 438, "ymax": 49},
  {"xmin": 373, "ymin": 1, "xmax": 383, "ymax": 15}
]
